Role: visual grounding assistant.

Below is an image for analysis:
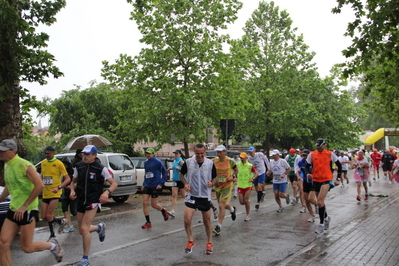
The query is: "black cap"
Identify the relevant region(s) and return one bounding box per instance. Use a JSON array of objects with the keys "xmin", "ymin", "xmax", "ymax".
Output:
[
  {"xmin": 173, "ymin": 149, "xmax": 182, "ymax": 155},
  {"xmin": 302, "ymin": 149, "xmax": 310, "ymax": 156},
  {"xmin": 44, "ymin": 146, "xmax": 55, "ymax": 153},
  {"xmin": 315, "ymin": 138, "xmax": 326, "ymax": 146}
]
